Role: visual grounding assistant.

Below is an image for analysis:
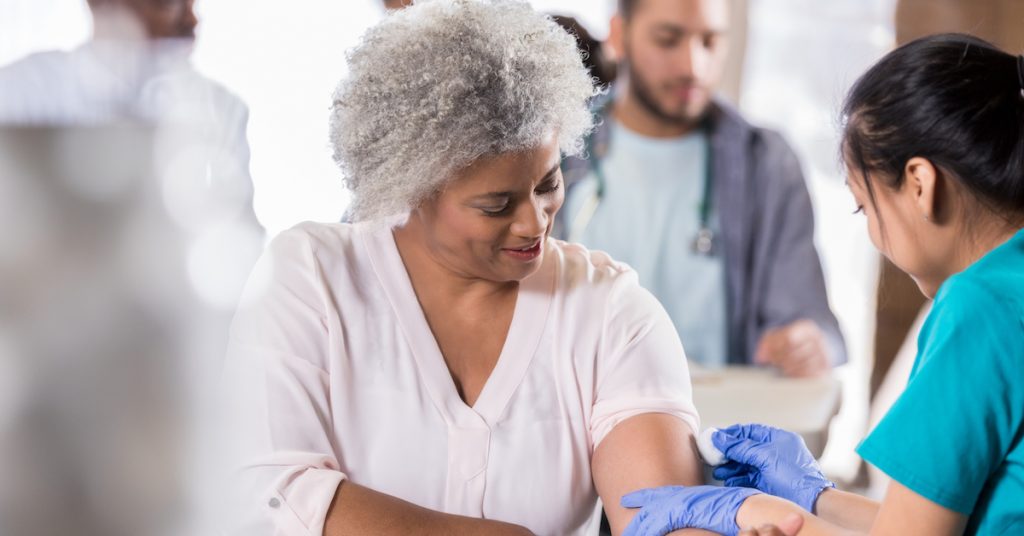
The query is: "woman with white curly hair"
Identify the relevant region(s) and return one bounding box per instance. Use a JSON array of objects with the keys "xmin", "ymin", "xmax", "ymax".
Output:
[{"xmin": 223, "ymin": 1, "xmax": 705, "ymax": 534}]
